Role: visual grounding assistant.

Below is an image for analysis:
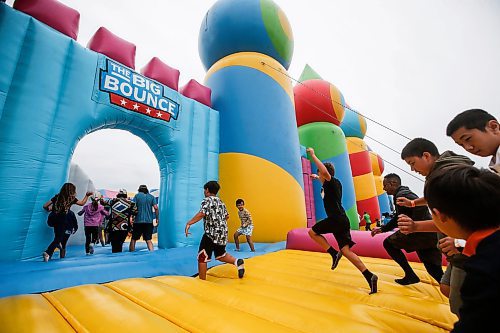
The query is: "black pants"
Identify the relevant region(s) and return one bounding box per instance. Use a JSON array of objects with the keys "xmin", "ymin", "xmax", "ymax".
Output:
[
  {"xmin": 383, "ymin": 234, "xmax": 444, "ymax": 282},
  {"xmin": 84, "ymin": 226, "xmax": 99, "ymax": 253},
  {"xmin": 45, "ymin": 217, "xmax": 66, "ymax": 256},
  {"xmin": 61, "ymin": 232, "xmax": 71, "ymax": 249},
  {"xmin": 110, "ymin": 230, "xmax": 128, "ymax": 253}
]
